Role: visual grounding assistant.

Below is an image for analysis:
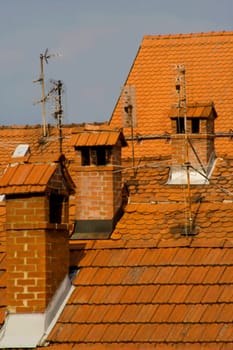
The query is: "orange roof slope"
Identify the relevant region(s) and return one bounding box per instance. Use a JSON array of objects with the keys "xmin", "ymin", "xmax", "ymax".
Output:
[
  {"xmin": 0, "ymin": 125, "xmax": 76, "ymax": 175},
  {"xmin": 47, "ymin": 233, "xmax": 233, "ymax": 349},
  {"xmin": 120, "ymin": 156, "xmax": 233, "ymax": 204},
  {"xmin": 0, "ymin": 124, "xmax": 120, "ymax": 181},
  {"xmin": 46, "ymin": 156, "xmax": 233, "ymax": 348},
  {"xmin": 109, "ymin": 31, "xmax": 233, "ymax": 158}
]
